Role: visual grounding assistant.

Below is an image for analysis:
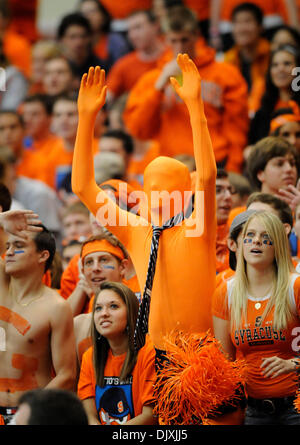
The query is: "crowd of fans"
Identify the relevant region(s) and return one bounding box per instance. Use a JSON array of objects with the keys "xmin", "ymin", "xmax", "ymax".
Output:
[{"xmin": 0, "ymin": 0, "xmax": 300, "ymax": 426}]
